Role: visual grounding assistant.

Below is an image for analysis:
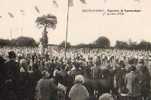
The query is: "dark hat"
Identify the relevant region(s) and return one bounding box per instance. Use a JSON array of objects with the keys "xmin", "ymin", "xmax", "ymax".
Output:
[
  {"xmin": 128, "ymin": 58, "xmax": 136, "ymax": 65},
  {"xmin": 138, "ymin": 59, "xmax": 144, "ymax": 64},
  {"xmin": 129, "ymin": 65, "xmax": 136, "ymax": 71},
  {"xmin": 8, "ymin": 51, "xmax": 16, "ymax": 59}
]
